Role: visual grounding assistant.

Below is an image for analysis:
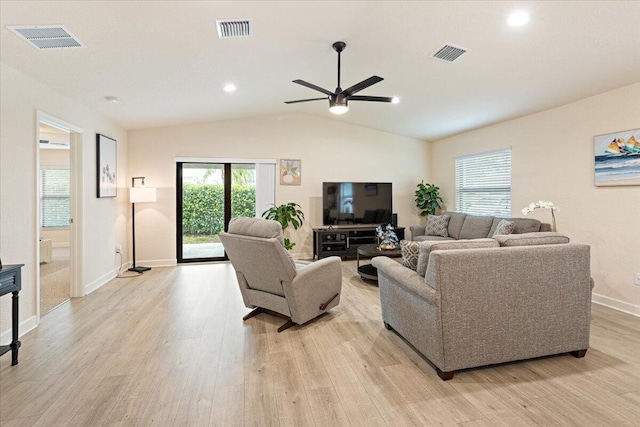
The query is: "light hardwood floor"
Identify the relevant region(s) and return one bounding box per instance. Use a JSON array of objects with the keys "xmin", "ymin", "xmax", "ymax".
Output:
[{"xmin": 1, "ymin": 261, "xmax": 639, "ymax": 426}]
